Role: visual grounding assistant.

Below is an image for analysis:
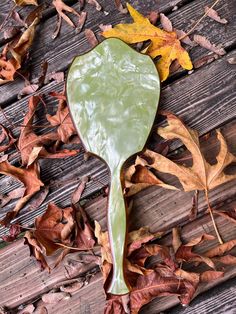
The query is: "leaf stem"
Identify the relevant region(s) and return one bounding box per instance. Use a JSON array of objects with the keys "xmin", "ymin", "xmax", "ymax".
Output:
[
  {"xmin": 55, "ymin": 242, "xmax": 97, "ymax": 251},
  {"xmin": 179, "ymin": 0, "xmax": 222, "ymax": 40},
  {"xmin": 204, "ymin": 189, "xmax": 223, "ymax": 244}
]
